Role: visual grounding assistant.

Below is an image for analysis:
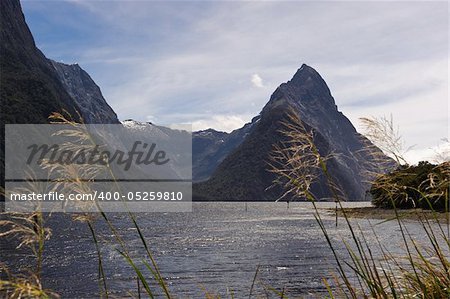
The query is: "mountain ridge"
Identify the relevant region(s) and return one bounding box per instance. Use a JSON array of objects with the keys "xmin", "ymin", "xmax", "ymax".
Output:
[
  {"xmin": 1, "ymin": 0, "xmax": 389, "ymax": 202},
  {"xmin": 1, "ymin": 0, "xmax": 83, "ymax": 194},
  {"xmin": 193, "ymin": 64, "xmax": 390, "ymax": 201},
  {"xmin": 50, "ymin": 60, "xmax": 120, "ymax": 124}
]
